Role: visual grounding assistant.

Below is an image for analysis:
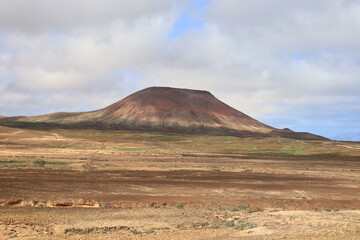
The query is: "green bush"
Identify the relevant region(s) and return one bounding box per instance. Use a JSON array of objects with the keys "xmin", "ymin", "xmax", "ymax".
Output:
[
  {"xmin": 175, "ymin": 202, "xmax": 185, "ymax": 209},
  {"xmin": 34, "ymin": 160, "xmax": 46, "ymax": 167},
  {"xmin": 225, "ymin": 221, "xmax": 235, "ymax": 227},
  {"xmin": 130, "ymin": 230, "xmax": 142, "ymax": 234}
]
